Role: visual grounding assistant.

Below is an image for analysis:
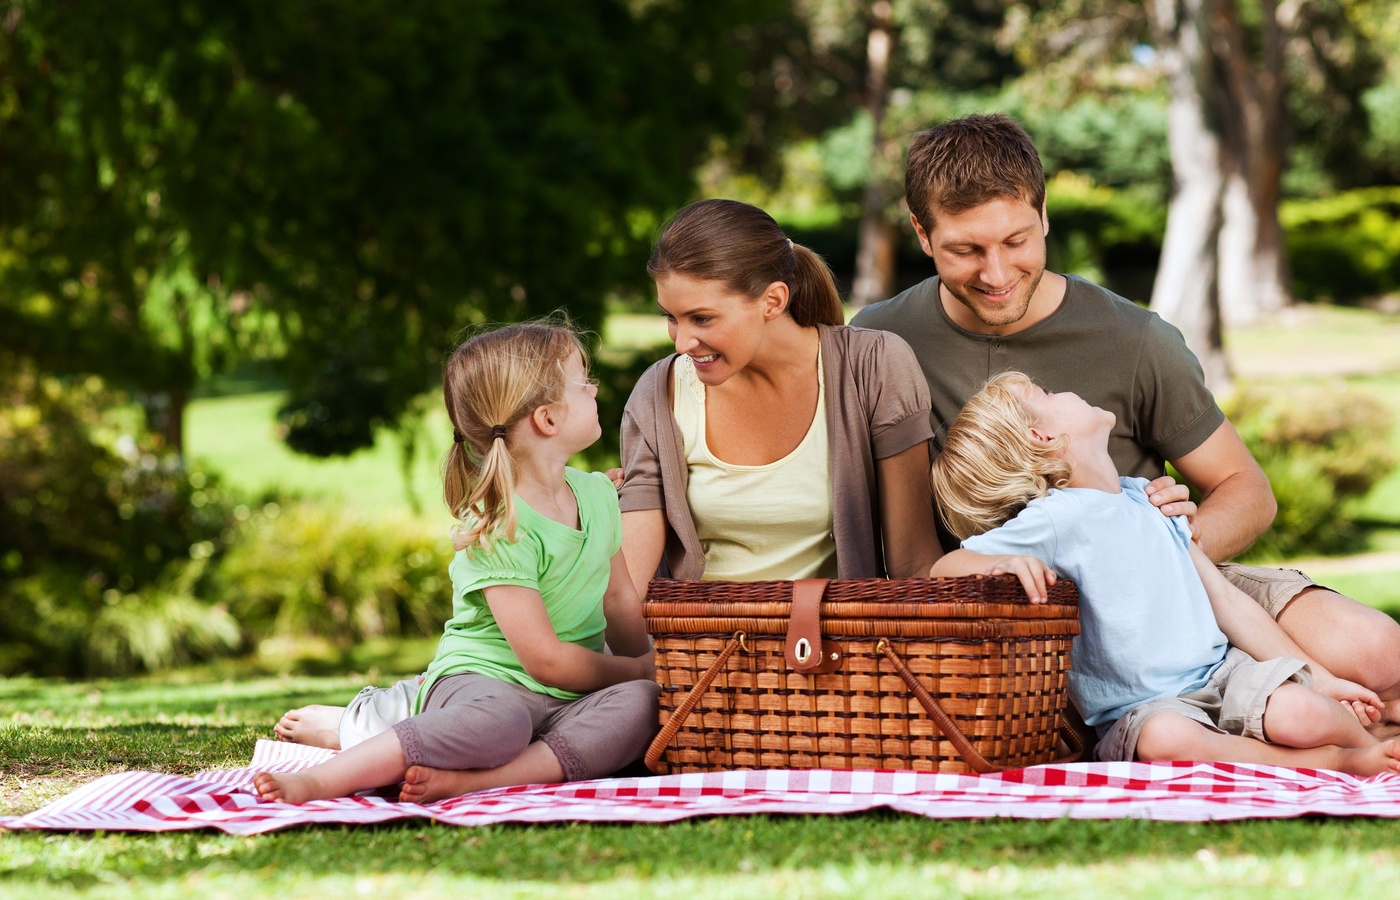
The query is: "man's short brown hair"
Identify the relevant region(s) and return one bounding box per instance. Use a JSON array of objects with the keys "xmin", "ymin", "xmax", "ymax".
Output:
[{"xmin": 905, "ymin": 113, "xmax": 1046, "ymax": 228}]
